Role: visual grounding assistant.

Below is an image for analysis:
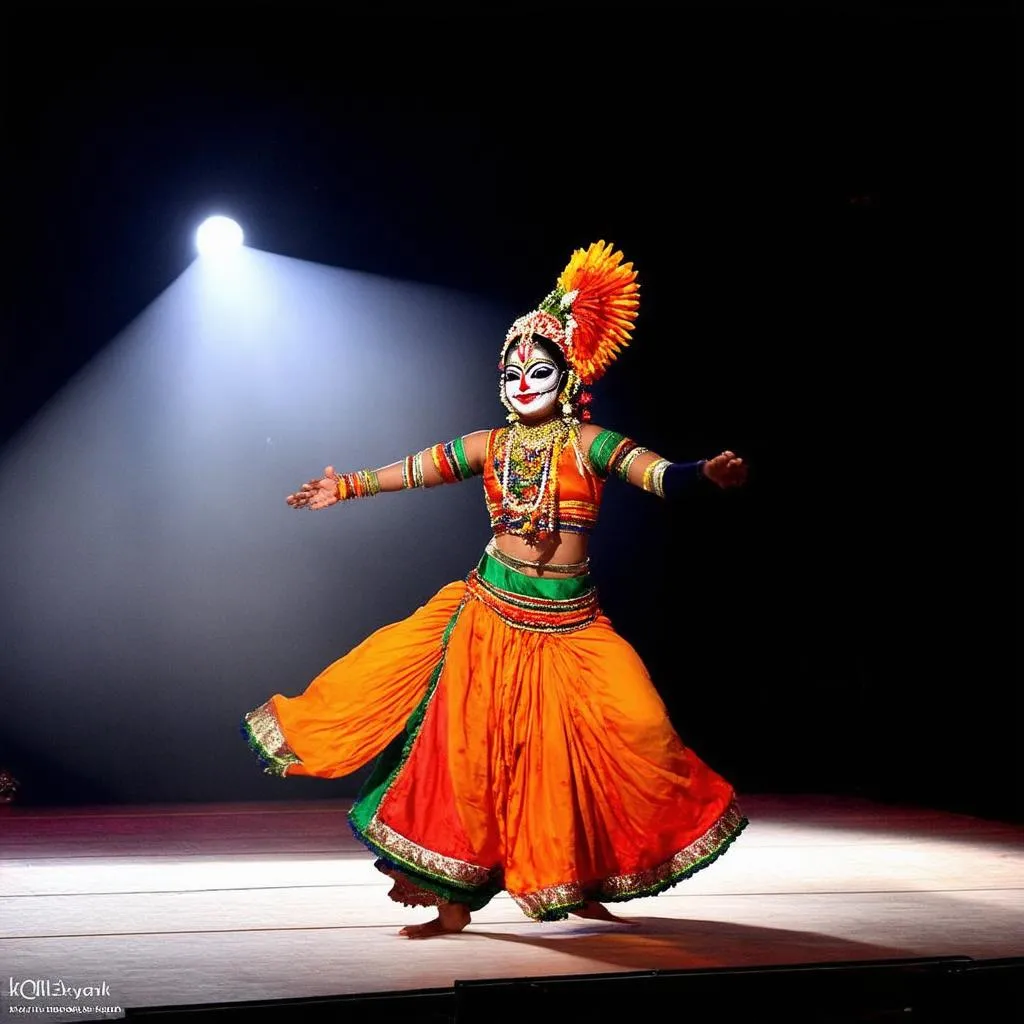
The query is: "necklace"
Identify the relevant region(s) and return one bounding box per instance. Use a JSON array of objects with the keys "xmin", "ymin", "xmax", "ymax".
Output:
[{"xmin": 500, "ymin": 418, "xmax": 569, "ymax": 539}]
